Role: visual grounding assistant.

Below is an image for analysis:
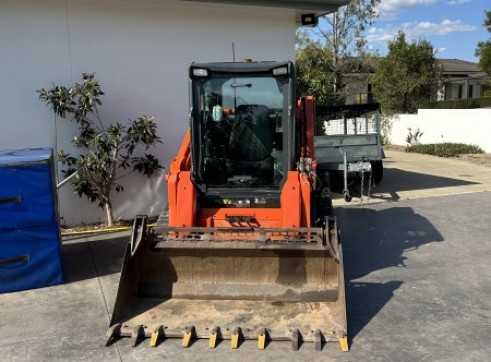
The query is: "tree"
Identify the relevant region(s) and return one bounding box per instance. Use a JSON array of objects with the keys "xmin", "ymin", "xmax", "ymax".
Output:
[
  {"xmin": 38, "ymin": 73, "xmax": 162, "ymax": 227},
  {"xmin": 372, "ymin": 31, "xmax": 442, "ymax": 114},
  {"xmin": 295, "ymin": 33, "xmax": 336, "ymax": 104},
  {"xmin": 295, "ymin": 0, "xmax": 380, "ymax": 103},
  {"xmin": 475, "ymin": 10, "xmax": 491, "ymax": 74},
  {"xmin": 315, "ymin": 0, "xmax": 380, "ymax": 94}
]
